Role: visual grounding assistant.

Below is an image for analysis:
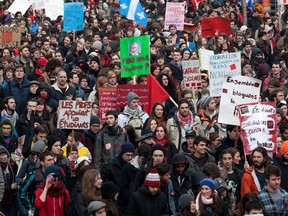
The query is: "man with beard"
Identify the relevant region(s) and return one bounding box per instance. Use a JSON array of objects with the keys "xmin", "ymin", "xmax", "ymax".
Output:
[
  {"xmin": 1, "ymin": 96, "xmax": 18, "ymax": 127},
  {"xmin": 167, "ymin": 99, "xmax": 203, "ymax": 149},
  {"xmin": 241, "ymin": 147, "xmax": 269, "ymax": 197},
  {"xmin": 258, "ymin": 165, "xmax": 288, "ymax": 215},
  {"xmin": 94, "ymin": 111, "xmax": 128, "ymax": 168}
]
